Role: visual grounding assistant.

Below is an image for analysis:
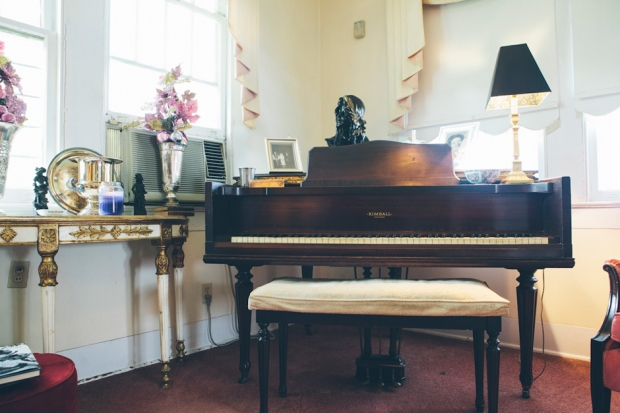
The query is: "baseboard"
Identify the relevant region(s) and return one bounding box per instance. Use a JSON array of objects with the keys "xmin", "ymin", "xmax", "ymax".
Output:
[
  {"xmin": 61, "ymin": 314, "xmax": 595, "ymax": 383},
  {"xmin": 409, "ymin": 316, "xmax": 597, "ymax": 362},
  {"xmin": 60, "ymin": 313, "xmax": 239, "ymax": 383}
]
